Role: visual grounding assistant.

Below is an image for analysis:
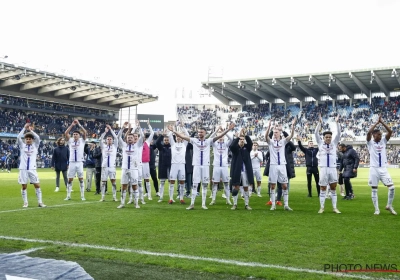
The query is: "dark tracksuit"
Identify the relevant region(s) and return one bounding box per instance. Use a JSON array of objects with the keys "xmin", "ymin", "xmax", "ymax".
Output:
[
  {"xmin": 339, "ymin": 145, "xmax": 359, "ymax": 198},
  {"xmin": 92, "ymin": 146, "xmax": 104, "ymax": 194},
  {"xmin": 51, "ymin": 145, "xmax": 69, "ymax": 189},
  {"xmin": 149, "ymin": 140, "xmax": 159, "ymax": 193},
  {"xmin": 298, "ymin": 141, "xmax": 320, "ymax": 196}
]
